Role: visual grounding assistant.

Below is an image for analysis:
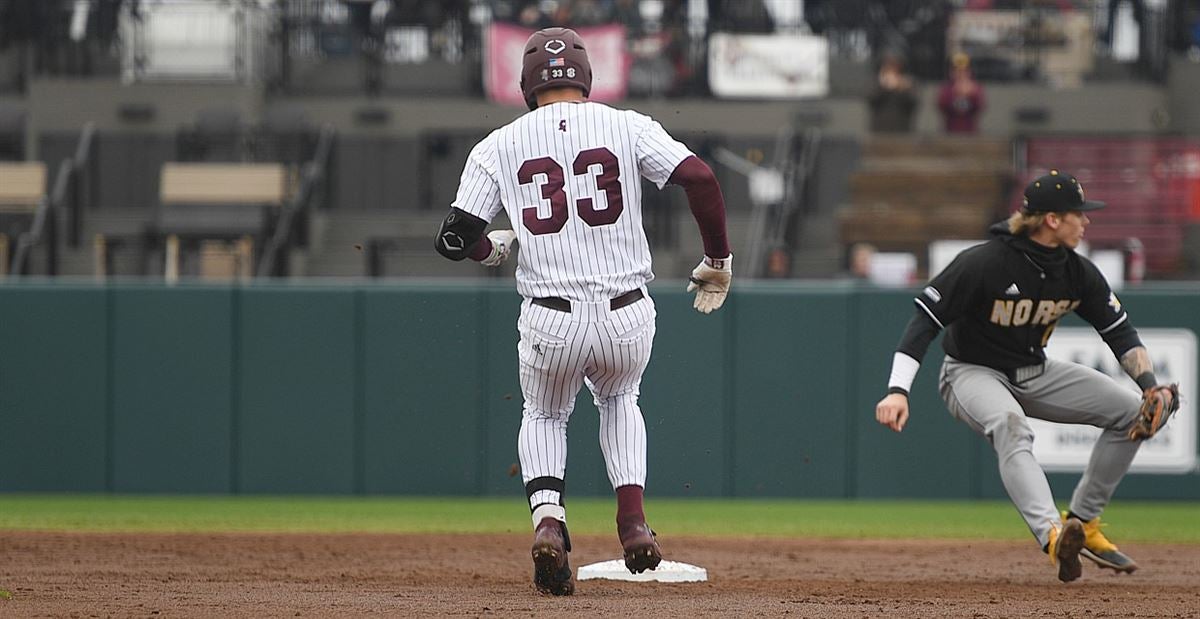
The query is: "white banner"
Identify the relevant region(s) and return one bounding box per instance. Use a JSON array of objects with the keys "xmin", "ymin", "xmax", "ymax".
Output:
[
  {"xmin": 1031, "ymin": 328, "xmax": 1197, "ymax": 473},
  {"xmin": 121, "ymin": 0, "xmax": 266, "ymax": 83},
  {"xmin": 707, "ymin": 32, "xmax": 828, "ymax": 99}
]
